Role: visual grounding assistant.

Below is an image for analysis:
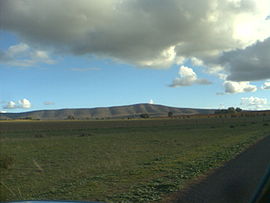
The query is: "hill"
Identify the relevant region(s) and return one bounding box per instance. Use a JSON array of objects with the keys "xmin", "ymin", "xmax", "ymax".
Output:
[{"xmin": 0, "ymin": 103, "xmax": 215, "ymax": 120}]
